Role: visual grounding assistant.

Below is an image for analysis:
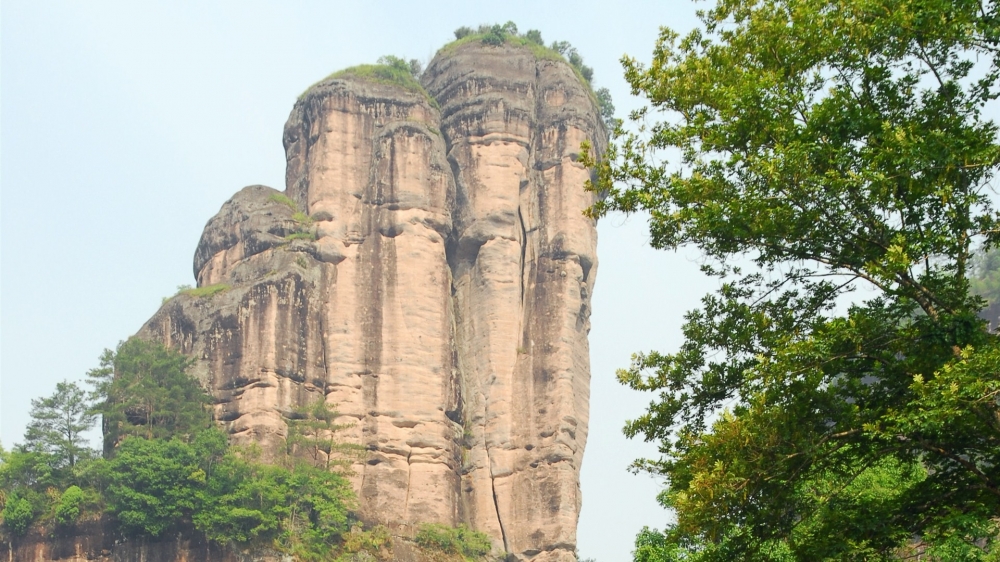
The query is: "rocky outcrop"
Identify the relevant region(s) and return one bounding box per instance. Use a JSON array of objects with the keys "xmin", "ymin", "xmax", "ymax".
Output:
[
  {"xmin": 3, "ymin": 518, "xmax": 281, "ymax": 562},
  {"xmin": 138, "ymin": 40, "xmax": 605, "ymax": 562}
]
